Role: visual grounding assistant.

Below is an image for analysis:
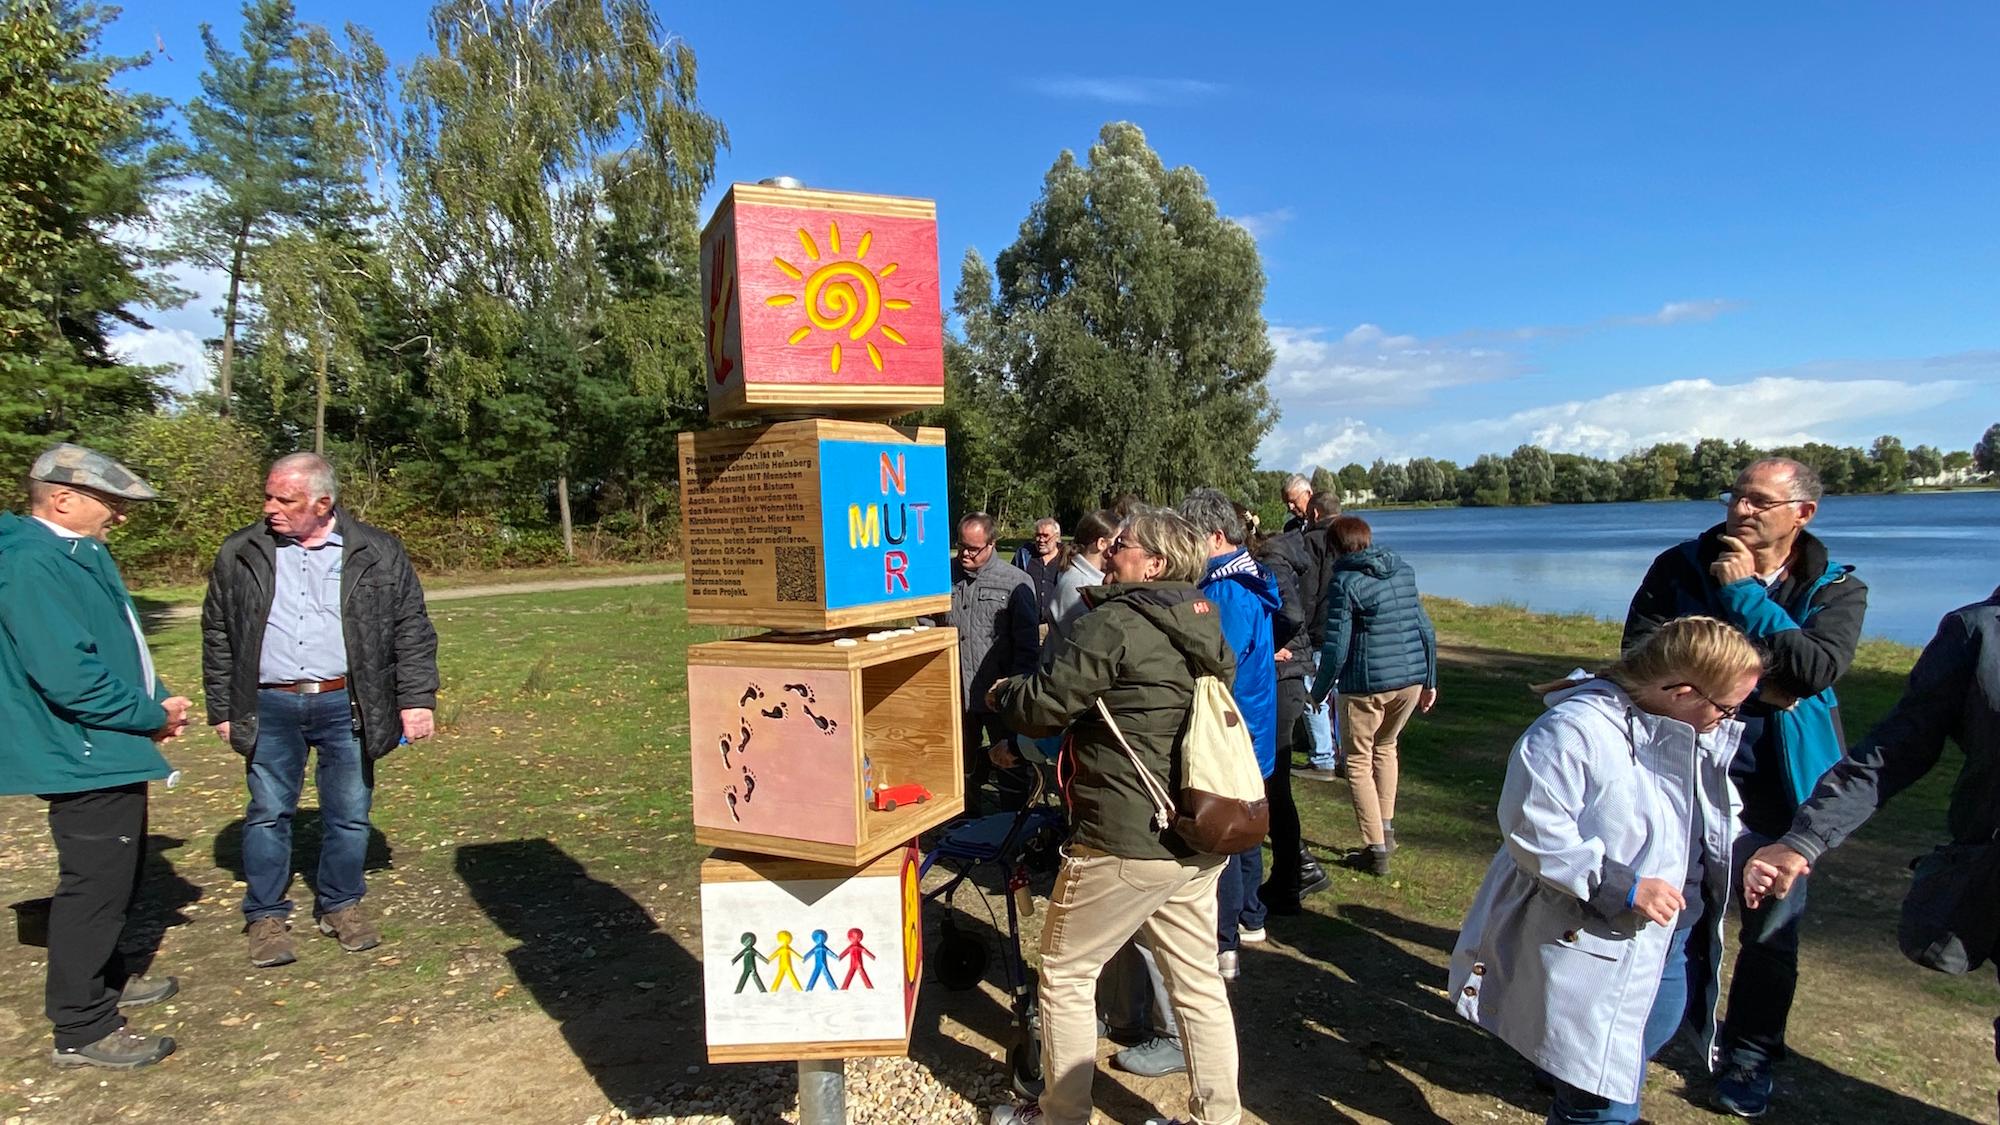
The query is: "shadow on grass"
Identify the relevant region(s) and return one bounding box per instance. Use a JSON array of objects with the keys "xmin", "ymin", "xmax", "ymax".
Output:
[
  {"xmin": 212, "ymin": 812, "xmax": 395, "ymax": 894},
  {"xmin": 124, "ymin": 833, "xmax": 203, "ymax": 977},
  {"xmin": 455, "ymin": 839, "xmax": 703, "ymax": 1114}
]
